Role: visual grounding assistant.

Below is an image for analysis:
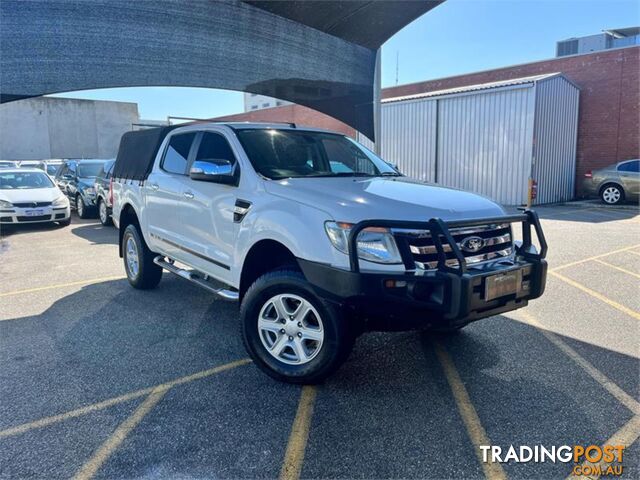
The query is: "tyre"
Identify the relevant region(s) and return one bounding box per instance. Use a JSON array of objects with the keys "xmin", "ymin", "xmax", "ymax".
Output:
[
  {"xmin": 600, "ymin": 183, "xmax": 624, "ymax": 205},
  {"xmin": 76, "ymin": 194, "xmax": 90, "ymax": 219},
  {"xmin": 122, "ymin": 224, "xmax": 162, "ymax": 289},
  {"xmin": 57, "ymin": 218, "xmax": 71, "ymax": 227},
  {"xmin": 241, "ymin": 270, "xmax": 354, "ymax": 384},
  {"xmin": 98, "ymin": 198, "xmax": 112, "ymax": 226}
]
